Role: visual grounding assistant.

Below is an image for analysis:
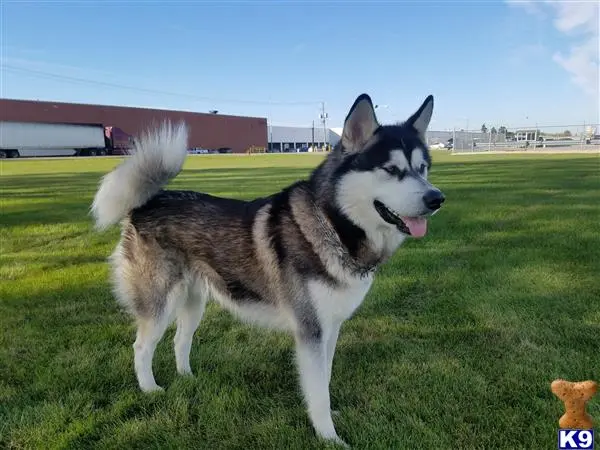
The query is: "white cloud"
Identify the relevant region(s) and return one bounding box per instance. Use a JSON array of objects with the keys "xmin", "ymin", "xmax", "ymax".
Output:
[
  {"xmin": 553, "ymin": 35, "xmax": 599, "ymax": 96},
  {"xmin": 506, "ymin": 0, "xmax": 546, "ymax": 18},
  {"xmin": 509, "ymin": 0, "xmax": 599, "ymax": 96},
  {"xmin": 550, "ymin": 1, "xmax": 598, "ymax": 34}
]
